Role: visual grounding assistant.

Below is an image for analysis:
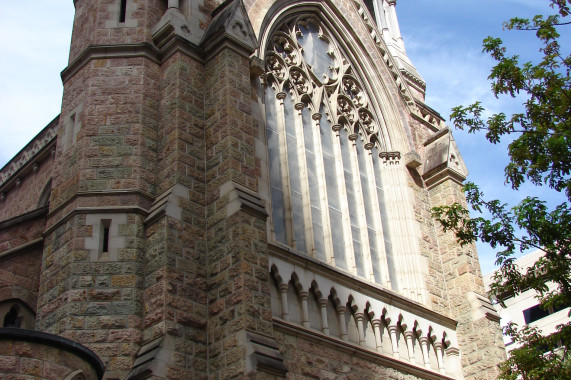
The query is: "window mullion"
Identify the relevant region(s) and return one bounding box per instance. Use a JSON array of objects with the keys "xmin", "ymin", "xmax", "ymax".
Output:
[
  {"xmin": 275, "ymin": 91, "xmax": 296, "ymax": 248},
  {"xmin": 333, "ymin": 131, "xmax": 356, "ymax": 274},
  {"xmin": 348, "ymin": 138, "xmax": 375, "ymax": 282},
  {"xmin": 365, "ymin": 147, "xmax": 392, "ymax": 288},
  {"xmin": 311, "ymin": 111, "xmax": 335, "ymax": 265},
  {"xmin": 293, "ymin": 102, "xmax": 315, "ymax": 255}
]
